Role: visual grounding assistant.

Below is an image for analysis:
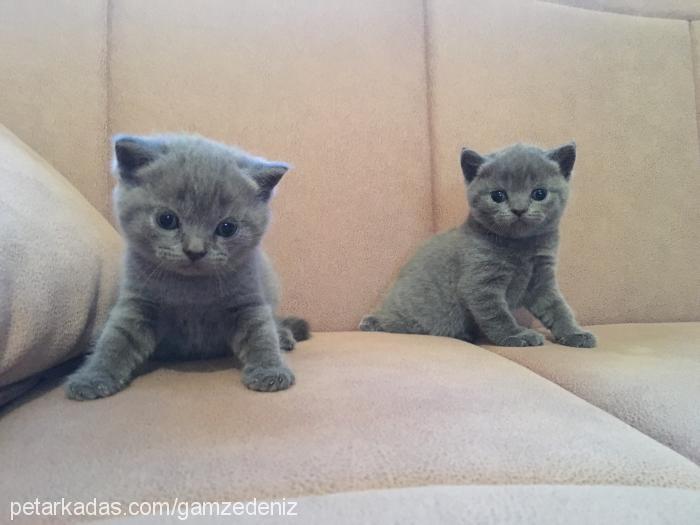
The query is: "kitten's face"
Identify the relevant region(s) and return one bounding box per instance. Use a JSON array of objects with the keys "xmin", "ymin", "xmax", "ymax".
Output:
[
  {"xmin": 113, "ymin": 135, "xmax": 288, "ymax": 275},
  {"xmin": 462, "ymin": 143, "xmax": 575, "ymax": 238}
]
